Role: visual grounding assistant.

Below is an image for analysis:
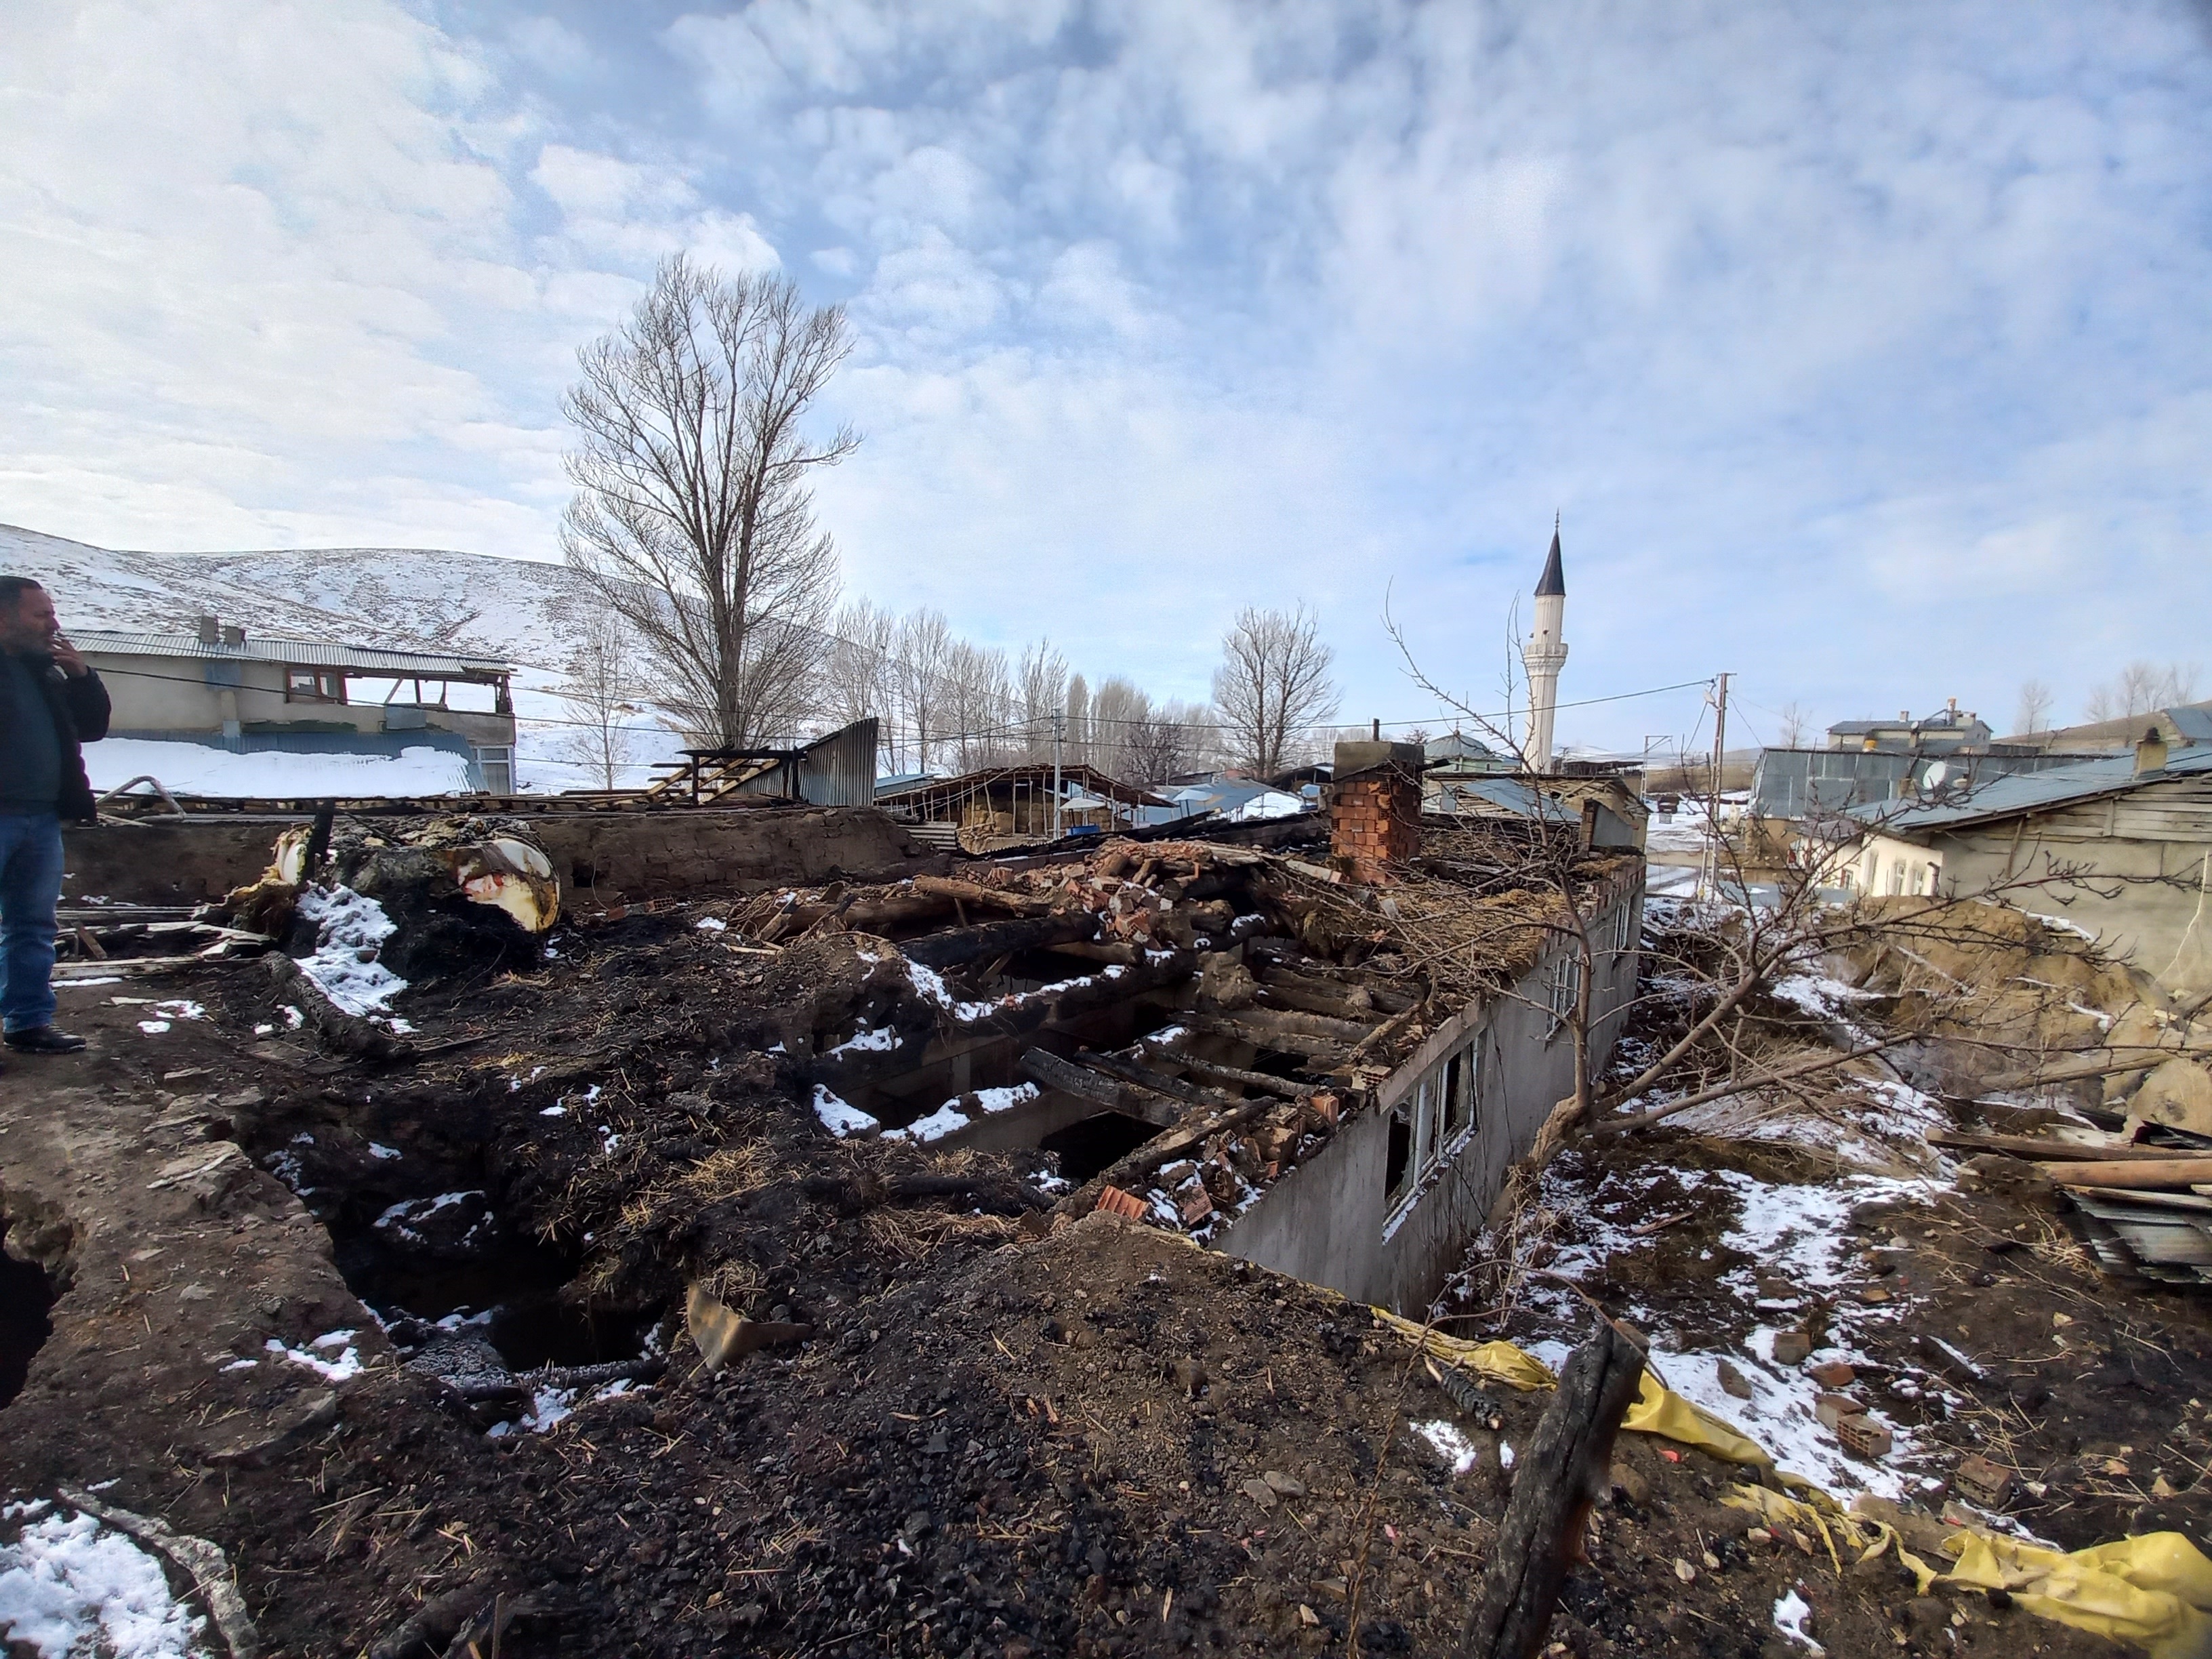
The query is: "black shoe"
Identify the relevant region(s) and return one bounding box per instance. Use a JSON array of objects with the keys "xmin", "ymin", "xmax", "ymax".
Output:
[{"xmin": 5, "ymin": 1027, "xmax": 87, "ymax": 1054}]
